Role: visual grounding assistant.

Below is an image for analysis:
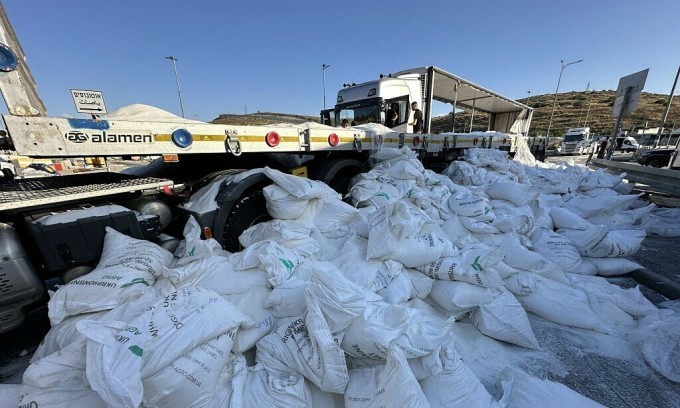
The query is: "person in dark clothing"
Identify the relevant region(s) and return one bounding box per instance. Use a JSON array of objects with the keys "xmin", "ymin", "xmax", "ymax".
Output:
[
  {"xmin": 410, "ymin": 102, "xmax": 423, "ymax": 133},
  {"xmin": 596, "ymin": 138, "xmax": 607, "ymax": 159},
  {"xmin": 385, "ymin": 104, "xmax": 399, "ymax": 128}
]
